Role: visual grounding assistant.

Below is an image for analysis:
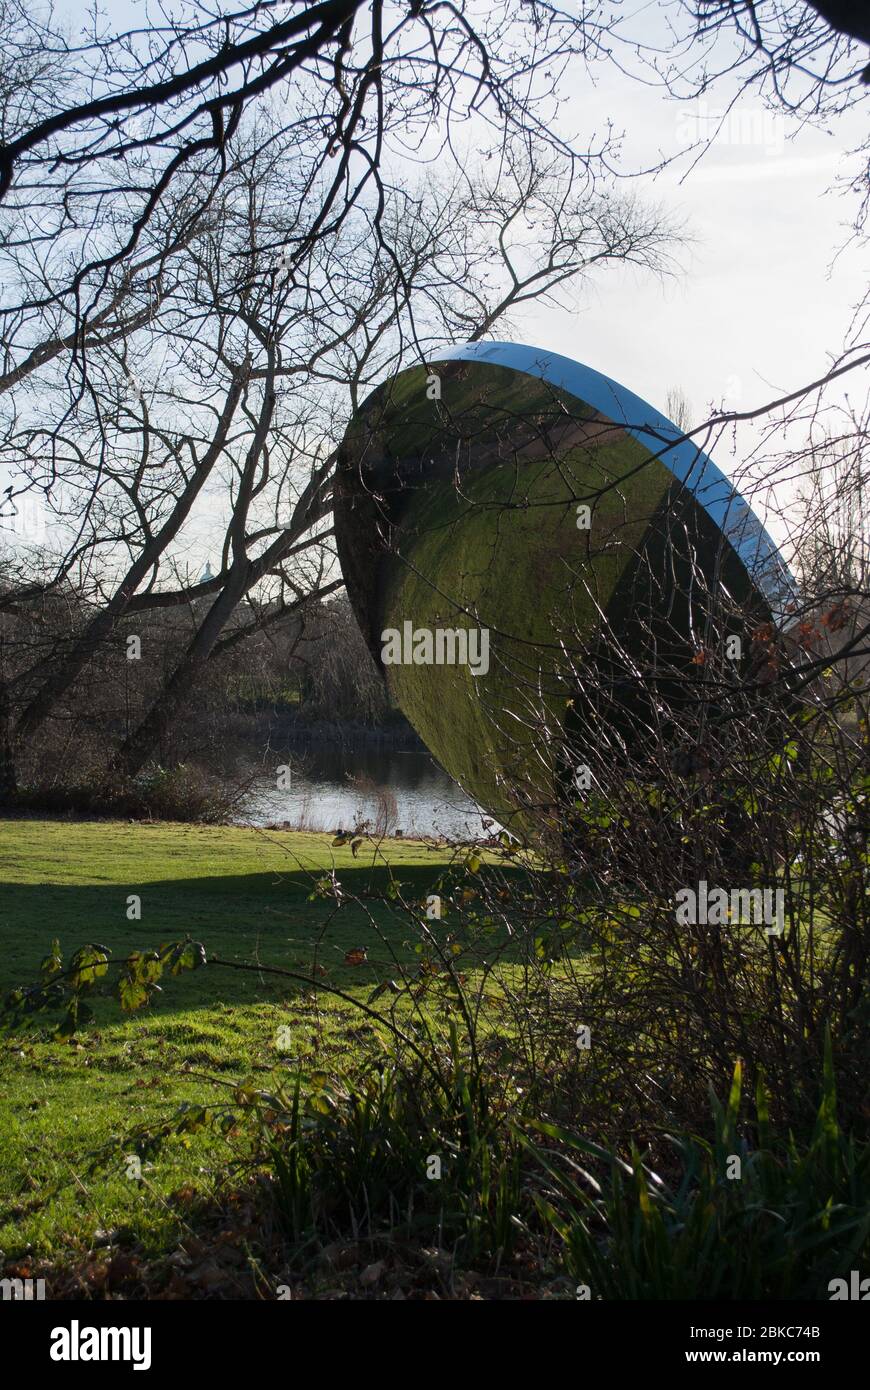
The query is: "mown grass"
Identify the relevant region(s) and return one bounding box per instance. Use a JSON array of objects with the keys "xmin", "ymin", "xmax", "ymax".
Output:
[
  {"xmin": 3, "ymin": 817, "xmax": 866, "ymax": 1302},
  {"xmin": 0, "ymin": 817, "xmax": 473, "ymax": 1262}
]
